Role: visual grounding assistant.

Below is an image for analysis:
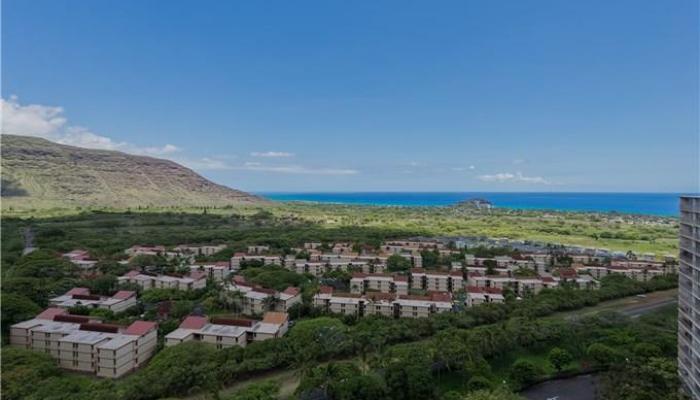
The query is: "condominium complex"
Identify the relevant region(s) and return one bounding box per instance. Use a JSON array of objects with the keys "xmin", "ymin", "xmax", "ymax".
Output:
[
  {"xmin": 228, "ymin": 276, "xmax": 302, "ymax": 316},
  {"xmin": 164, "ymin": 312, "xmax": 289, "ymax": 349},
  {"xmin": 117, "ymin": 270, "xmax": 207, "ymax": 291},
  {"xmin": 679, "ymin": 196, "xmax": 700, "ymax": 398},
  {"xmin": 10, "ymin": 308, "xmax": 157, "ymax": 378},
  {"xmin": 49, "ymin": 287, "xmax": 137, "ymax": 313}
]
